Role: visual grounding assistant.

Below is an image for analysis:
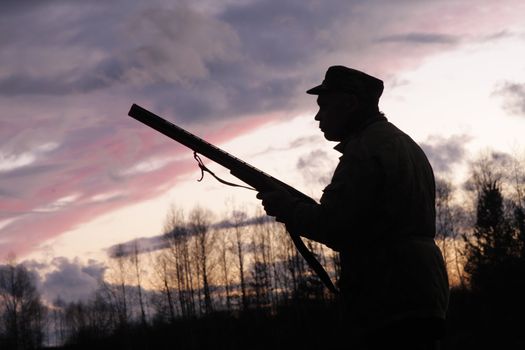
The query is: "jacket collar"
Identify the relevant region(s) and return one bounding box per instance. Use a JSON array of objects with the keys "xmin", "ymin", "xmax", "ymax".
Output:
[{"xmin": 334, "ymin": 114, "xmax": 388, "ymax": 153}]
